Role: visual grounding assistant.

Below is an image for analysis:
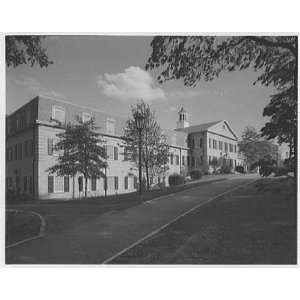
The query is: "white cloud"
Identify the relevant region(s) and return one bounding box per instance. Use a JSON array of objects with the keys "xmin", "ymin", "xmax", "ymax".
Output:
[
  {"xmin": 10, "ymin": 76, "xmax": 65, "ymax": 99},
  {"xmin": 97, "ymin": 66, "xmax": 166, "ymax": 103}
]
